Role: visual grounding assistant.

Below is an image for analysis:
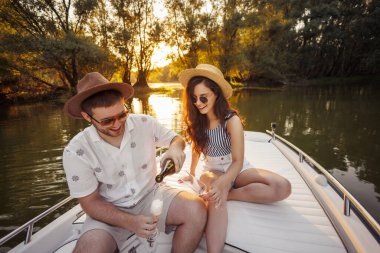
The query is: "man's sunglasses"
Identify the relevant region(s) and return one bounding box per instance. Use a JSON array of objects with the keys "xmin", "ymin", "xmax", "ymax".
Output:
[
  {"xmin": 87, "ymin": 104, "xmax": 128, "ymax": 127},
  {"xmin": 191, "ymin": 95, "xmax": 208, "ymax": 104}
]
